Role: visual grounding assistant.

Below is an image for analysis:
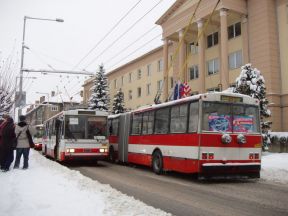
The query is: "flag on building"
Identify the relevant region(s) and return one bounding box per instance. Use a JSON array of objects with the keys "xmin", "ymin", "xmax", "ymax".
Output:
[
  {"xmin": 173, "ymin": 81, "xmax": 191, "ymax": 100},
  {"xmin": 182, "ymin": 82, "xmax": 191, "ymax": 98}
]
